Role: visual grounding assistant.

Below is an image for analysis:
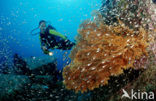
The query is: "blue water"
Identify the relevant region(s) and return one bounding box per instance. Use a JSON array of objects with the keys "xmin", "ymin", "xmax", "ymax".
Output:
[{"xmin": 0, "ymin": 0, "xmax": 101, "ymax": 70}]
